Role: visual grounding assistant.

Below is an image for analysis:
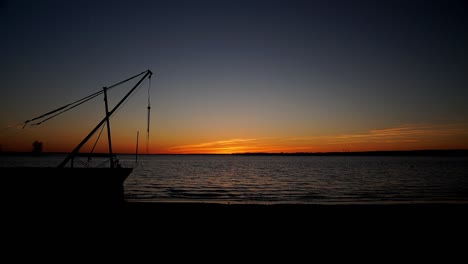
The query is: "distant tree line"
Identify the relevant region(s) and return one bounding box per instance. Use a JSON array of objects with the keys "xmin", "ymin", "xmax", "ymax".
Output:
[{"xmin": 232, "ymin": 150, "xmax": 468, "ymax": 157}]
